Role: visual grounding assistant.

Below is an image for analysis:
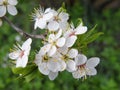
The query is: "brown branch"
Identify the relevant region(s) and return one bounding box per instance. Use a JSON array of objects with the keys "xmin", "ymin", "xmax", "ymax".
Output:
[{"xmin": 3, "ymin": 16, "xmax": 45, "ymax": 39}]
